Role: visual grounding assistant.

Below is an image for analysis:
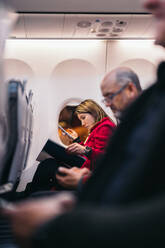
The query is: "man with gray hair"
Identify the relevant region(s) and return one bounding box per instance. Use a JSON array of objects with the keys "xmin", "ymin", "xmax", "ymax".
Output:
[{"xmin": 101, "ymin": 67, "xmax": 142, "ymax": 122}]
